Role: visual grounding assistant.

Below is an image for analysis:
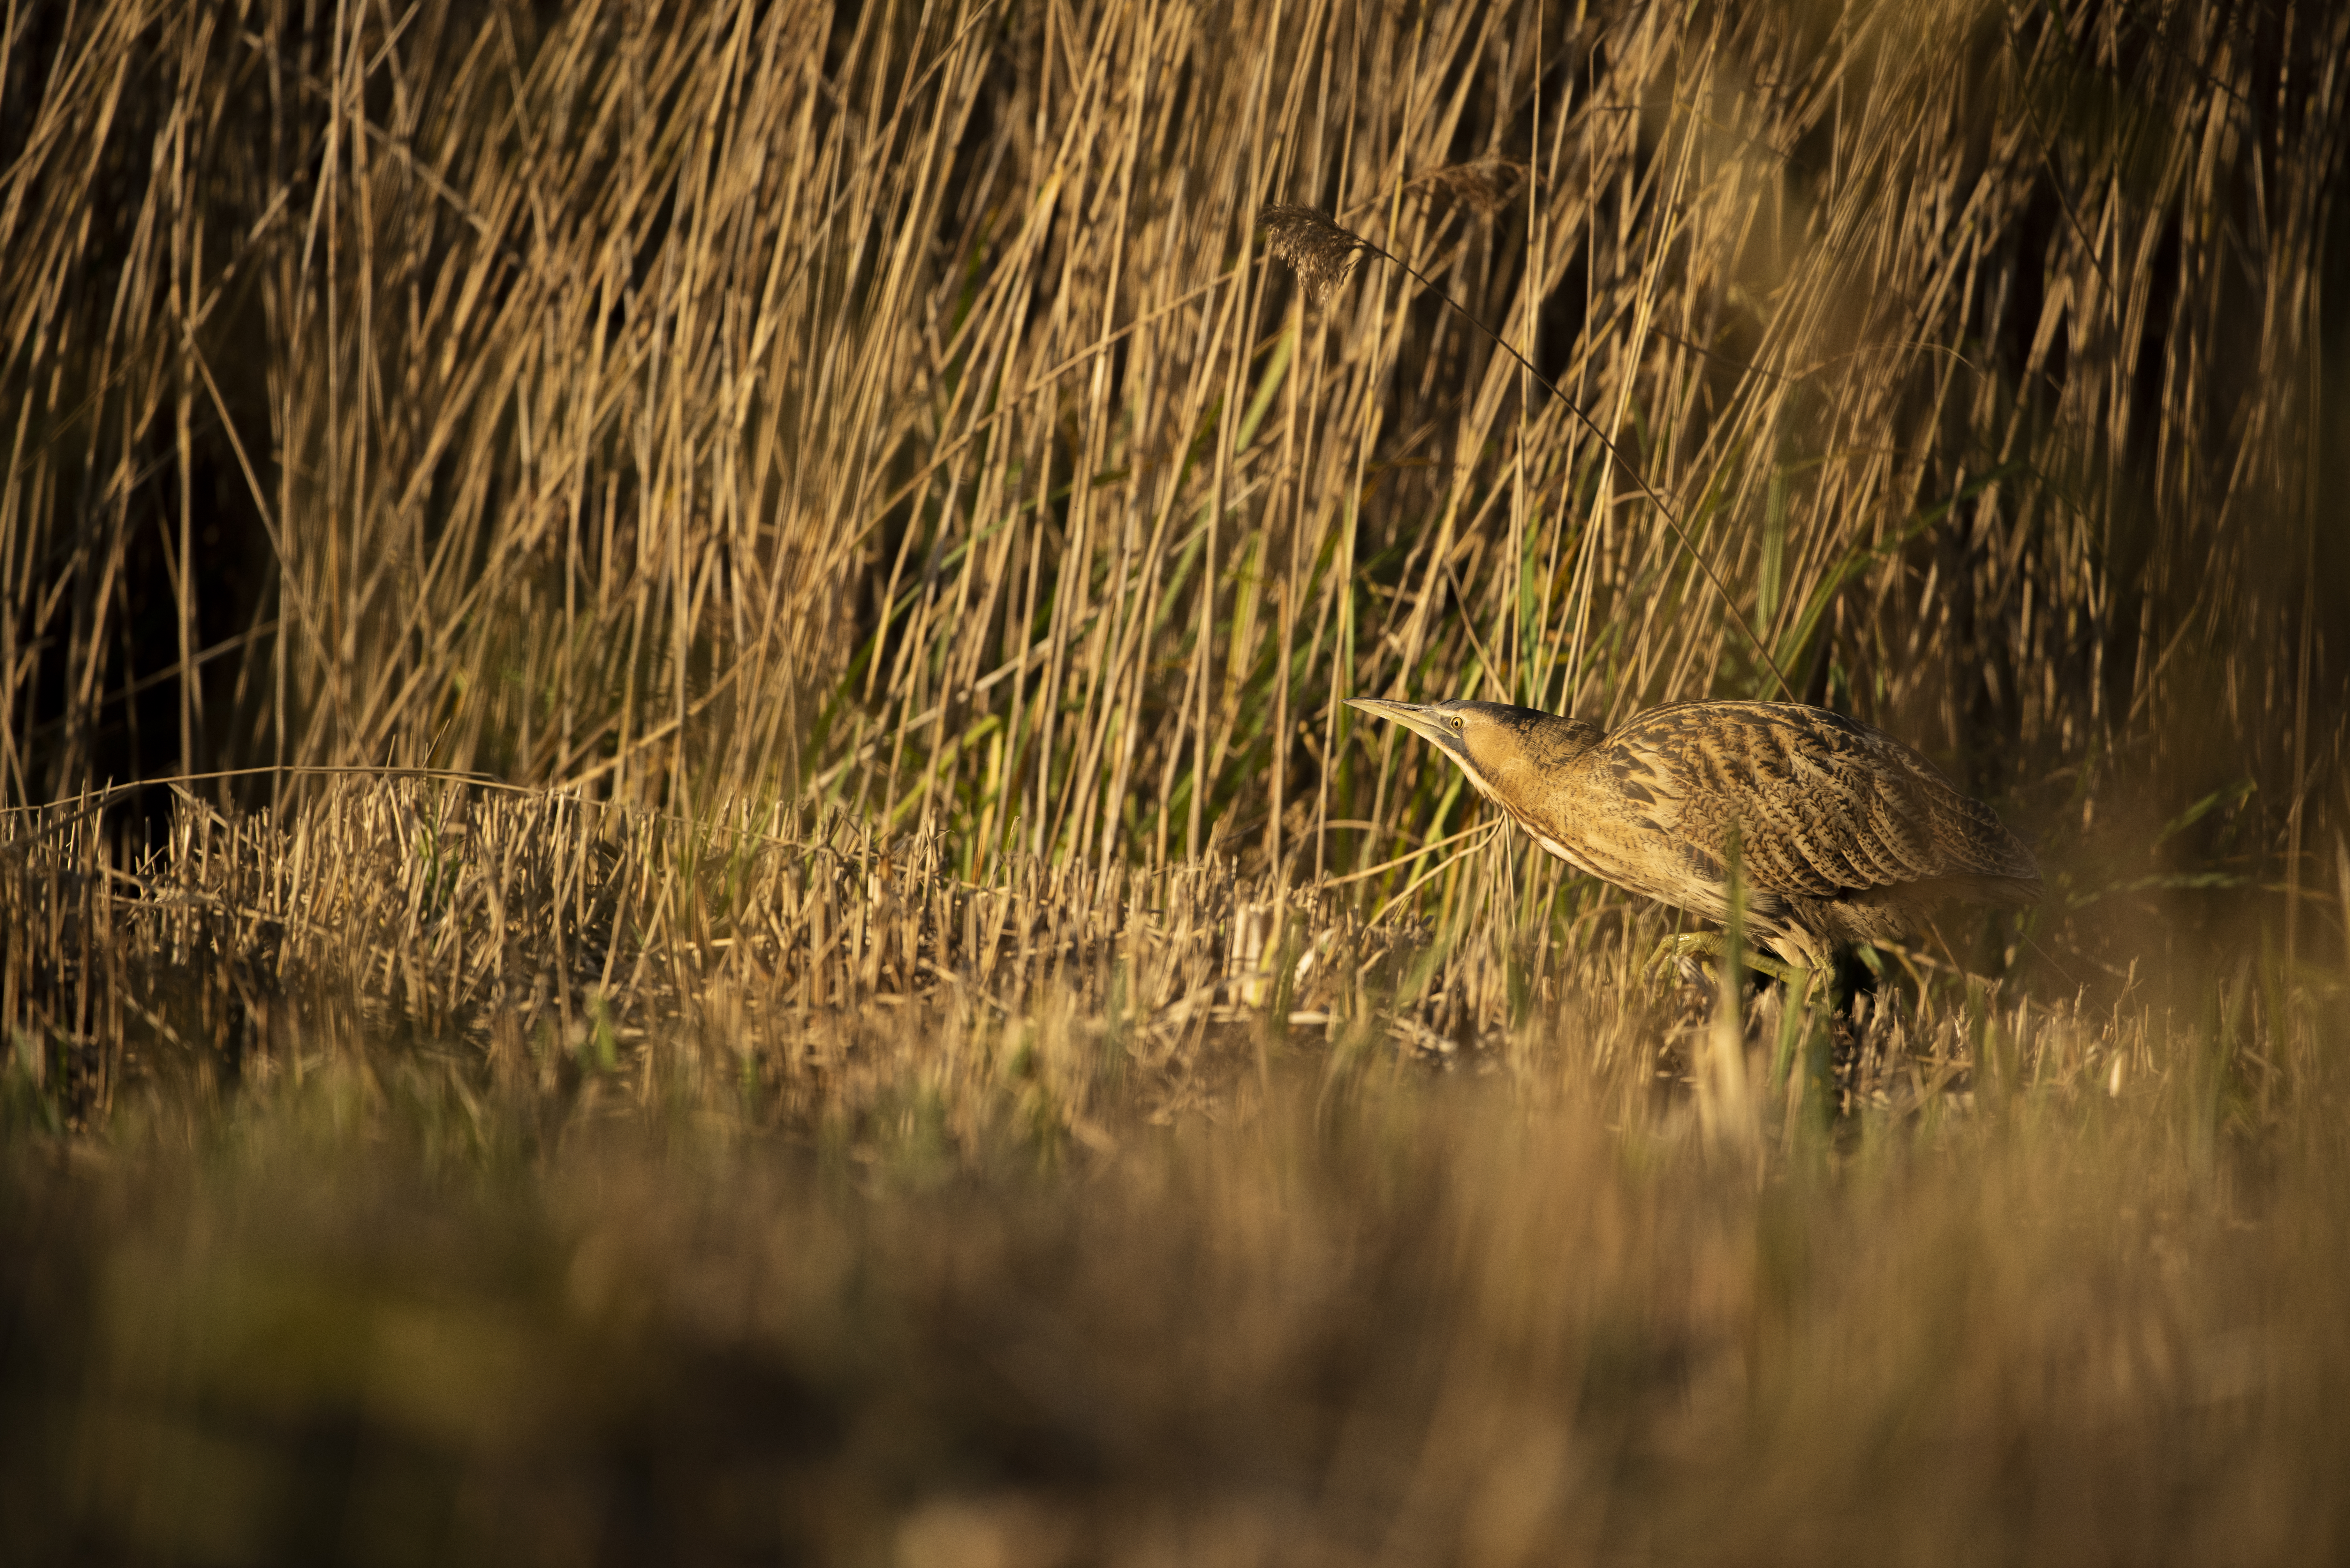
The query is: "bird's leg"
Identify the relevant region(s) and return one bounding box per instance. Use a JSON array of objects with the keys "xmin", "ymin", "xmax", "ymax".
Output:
[{"xmin": 1743, "ymin": 949, "xmax": 1808, "ymax": 987}]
